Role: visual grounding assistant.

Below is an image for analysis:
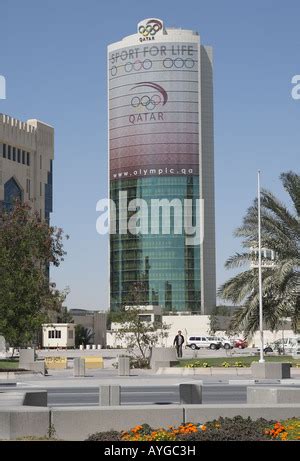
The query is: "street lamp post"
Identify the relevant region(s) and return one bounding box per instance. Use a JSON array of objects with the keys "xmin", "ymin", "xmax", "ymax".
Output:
[{"xmin": 258, "ymin": 170, "xmax": 265, "ymax": 363}]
